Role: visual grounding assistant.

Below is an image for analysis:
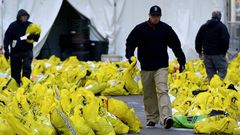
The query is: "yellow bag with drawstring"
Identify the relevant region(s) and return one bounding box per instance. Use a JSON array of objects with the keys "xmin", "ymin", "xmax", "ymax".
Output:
[
  {"xmin": 84, "ymin": 80, "xmax": 107, "ymax": 94},
  {"xmin": 47, "ymin": 55, "xmax": 61, "ymax": 66},
  {"xmin": 4, "ymin": 98, "xmax": 39, "ymax": 134},
  {"xmin": 209, "ymin": 75, "xmax": 224, "ymax": 88},
  {"xmin": 107, "ymin": 98, "xmax": 142, "ymax": 133},
  {"xmin": 25, "ymin": 23, "xmax": 41, "ymax": 44},
  {"xmin": 95, "ymin": 63, "xmax": 119, "ymax": 83},
  {"xmin": 224, "ymin": 91, "xmax": 240, "ymax": 119},
  {"xmin": 98, "ymin": 96, "xmax": 129, "ymax": 134},
  {"xmin": 21, "ymin": 98, "xmax": 56, "ymax": 135},
  {"xmin": 3, "ymin": 111, "xmax": 39, "ymax": 135},
  {"xmin": 20, "ymin": 77, "xmax": 33, "ymax": 90},
  {"xmin": 69, "ymin": 104, "xmax": 95, "ymax": 135},
  {"xmin": 1, "ymin": 78, "xmax": 18, "ymax": 92},
  {"xmin": 32, "ymin": 60, "xmax": 45, "ymax": 77},
  {"xmin": 61, "ymin": 56, "xmax": 80, "ymax": 70},
  {"xmin": 50, "ymin": 103, "xmax": 77, "ymax": 135},
  {"xmin": 82, "ymin": 98, "xmax": 115, "ymax": 135},
  {"xmin": 174, "ymin": 97, "xmax": 194, "ymax": 116},
  {"xmin": 105, "ymin": 111, "xmax": 129, "ymax": 134},
  {"xmin": 26, "ymin": 111, "xmax": 56, "ymax": 135},
  {"xmin": 194, "ymin": 113, "xmax": 238, "ymax": 134},
  {"xmin": 121, "ymin": 56, "xmax": 142, "ymax": 94},
  {"xmin": 0, "ymin": 55, "xmax": 10, "ymax": 72},
  {"xmin": 101, "ymin": 79, "xmax": 129, "ymax": 96},
  {"xmin": 0, "ymin": 114, "xmax": 15, "ymax": 135}
]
